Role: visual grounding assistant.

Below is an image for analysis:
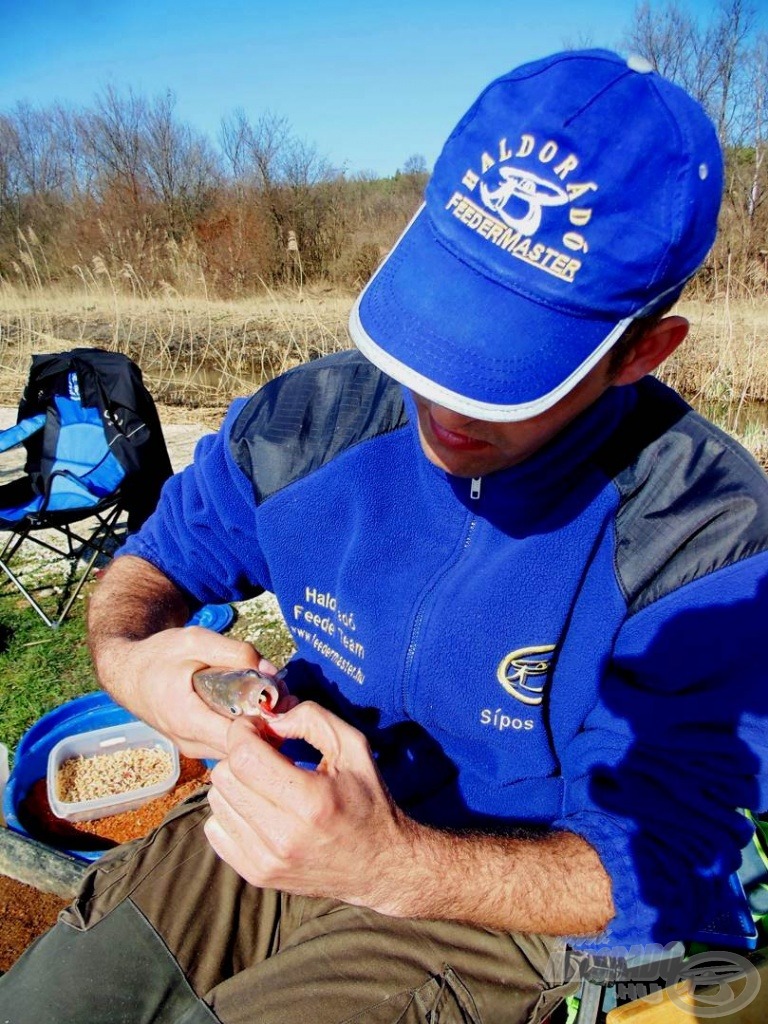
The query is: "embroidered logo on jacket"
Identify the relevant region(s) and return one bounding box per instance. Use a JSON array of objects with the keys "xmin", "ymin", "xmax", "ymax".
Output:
[{"xmin": 496, "ymin": 644, "xmax": 556, "ymax": 706}]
